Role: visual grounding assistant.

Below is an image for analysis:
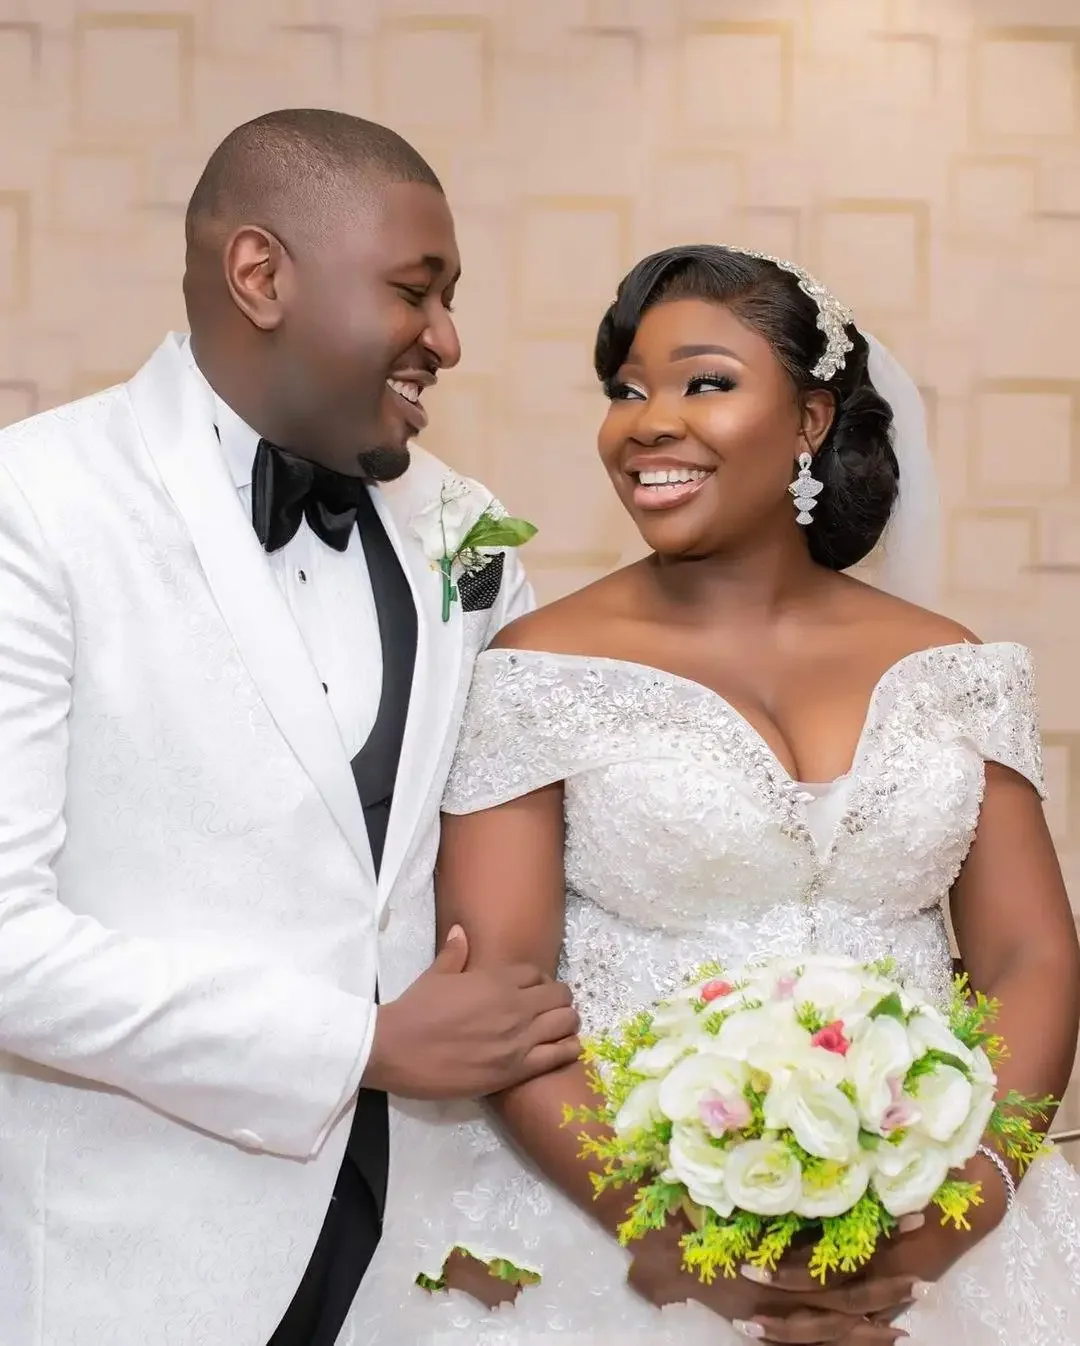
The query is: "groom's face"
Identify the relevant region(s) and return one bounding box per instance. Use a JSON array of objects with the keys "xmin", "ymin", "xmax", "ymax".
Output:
[{"xmin": 271, "ymin": 180, "xmax": 462, "ymax": 479}]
